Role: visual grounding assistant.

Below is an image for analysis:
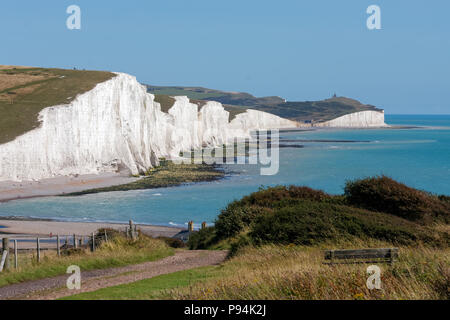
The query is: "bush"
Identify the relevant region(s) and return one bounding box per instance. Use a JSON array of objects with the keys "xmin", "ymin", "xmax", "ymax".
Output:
[
  {"xmin": 214, "ymin": 186, "xmax": 332, "ymax": 240},
  {"xmin": 189, "ymin": 178, "xmax": 449, "ymax": 250},
  {"xmin": 91, "ymin": 228, "xmax": 122, "ymax": 248},
  {"xmin": 62, "ymin": 248, "xmax": 84, "ymax": 256},
  {"xmin": 239, "ymin": 185, "xmax": 331, "ymax": 208},
  {"xmin": 157, "ymin": 236, "xmax": 186, "ymax": 248},
  {"xmin": 215, "ymin": 204, "xmax": 270, "ymax": 240},
  {"xmin": 344, "ymin": 176, "xmax": 450, "ymax": 223},
  {"xmin": 188, "ymin": 227, "xmax": 217, "ymax": 250},
  {"xmin": 249, "ymin": 201, "xmax": 447, "ymax": 247},
  {"xmin": 229, "ymin": 234, "xmax": 254, "ymax": 257}
]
